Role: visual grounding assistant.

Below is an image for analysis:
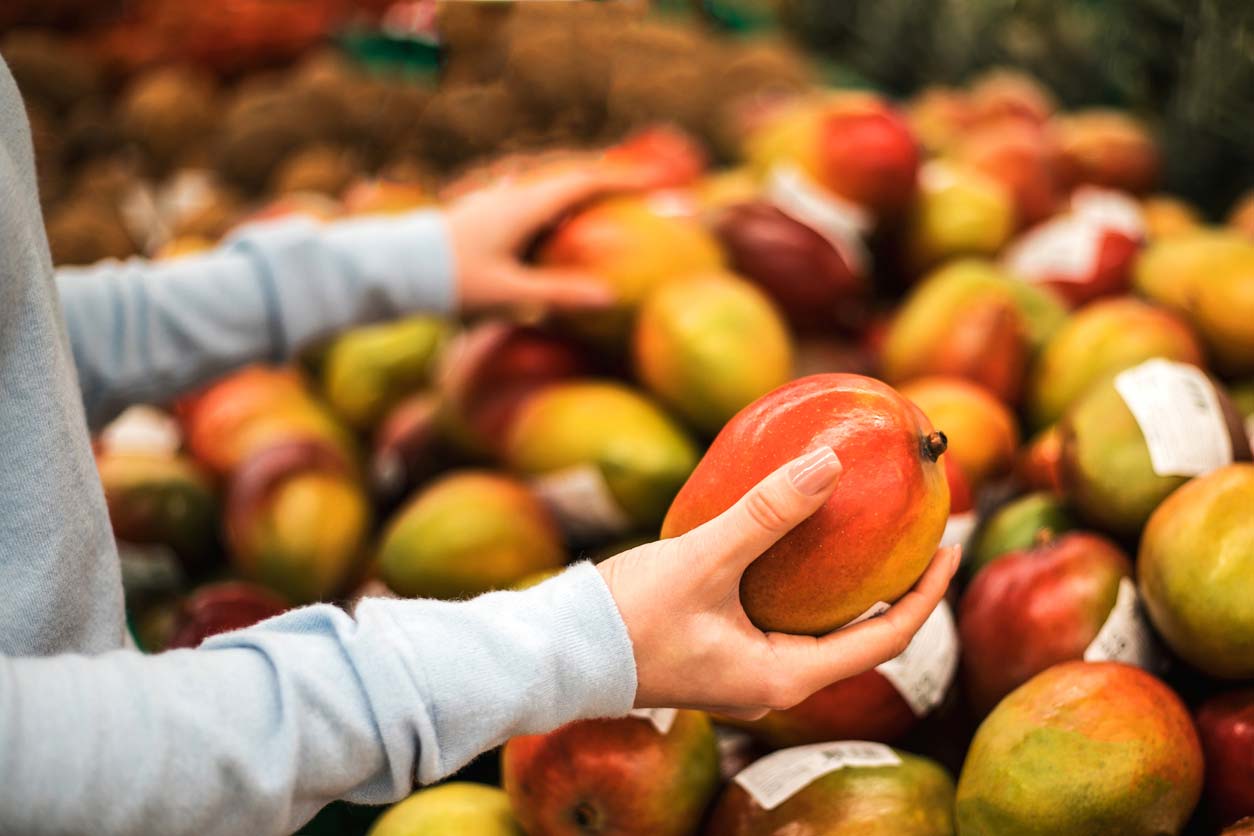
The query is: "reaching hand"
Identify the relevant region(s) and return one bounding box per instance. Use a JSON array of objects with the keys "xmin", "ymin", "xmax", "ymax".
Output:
[
  {"xmin": 597, "ymin": 446, "xmax": 961, "ymax": 720},
  {"xmin": 444, "ymin": 157, "xmax": 652, "ymax": 313}
]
